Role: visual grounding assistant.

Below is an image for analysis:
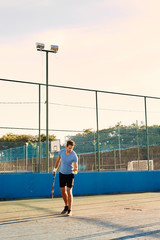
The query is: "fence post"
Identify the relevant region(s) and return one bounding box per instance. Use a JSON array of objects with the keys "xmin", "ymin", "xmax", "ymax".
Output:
[
  {"xmin": 10, "ymin": 148, "xmax": 12, "ymax": 171},
  {"xmin": 51, "ymin": 155, "xmax": 53, "ymax": 172},
  {"xmin": 78, "ymin": 154, "xmax": 80, "ymax": 171},
  {"xmin": 82, "ymin": 156, "xmax": 85, "ymax": 170},
  {"xmin": 93, "ymin": 131, "xmax": 96, "ymax": 170},
  {"xmin": 144, "ymin": 97, "xmax": 150, "ymax": 170},
  {"xmin": 25, "ymin": 143, "xmax": 28, "ymax": 172},
  {"xmin": 136, "ymin": 120, "xmax": 140, "ymax": 170},
  {"xmin": 114, "ymin": 149, "xmax": 116, "ymax": 171},
  {"xmin": 118, "ymin": 127, "xmax": 122, "ymax": 170},
  {"xmin": 95, "ymin": 91, "xmax": 100, "ymax": 171}
]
